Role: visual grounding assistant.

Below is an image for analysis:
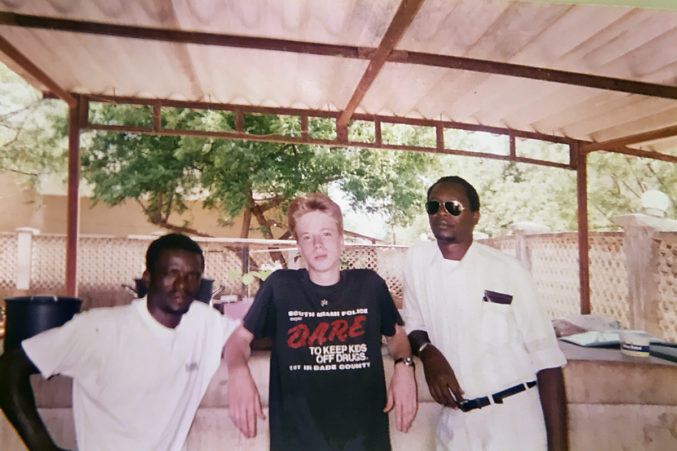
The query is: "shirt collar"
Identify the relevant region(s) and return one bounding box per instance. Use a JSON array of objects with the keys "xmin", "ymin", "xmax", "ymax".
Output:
[{"xmin": 429, "ymin": 240, "xmax": 476, "ymax": 266}]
